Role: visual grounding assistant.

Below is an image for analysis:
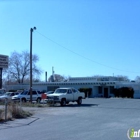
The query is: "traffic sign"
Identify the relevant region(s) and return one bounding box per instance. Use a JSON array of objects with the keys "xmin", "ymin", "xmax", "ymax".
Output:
[{"xmin": 0, "ymin": 54, "xmax": 8, "ymax": 68}]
